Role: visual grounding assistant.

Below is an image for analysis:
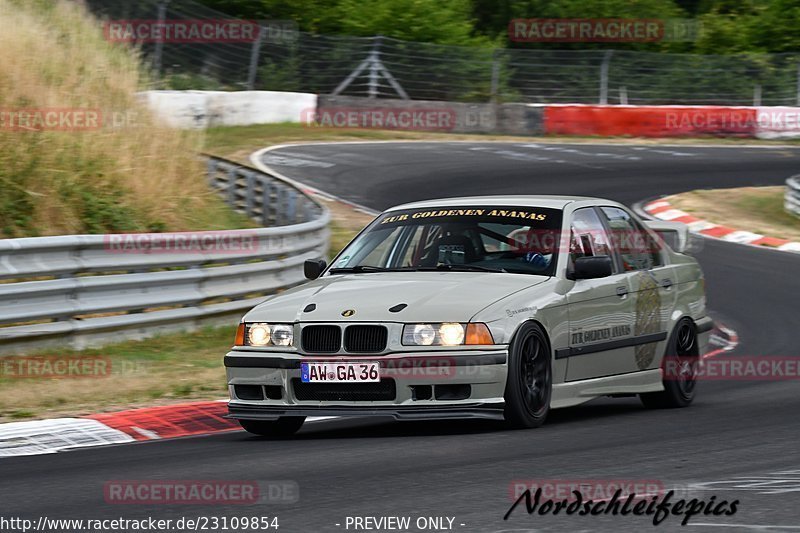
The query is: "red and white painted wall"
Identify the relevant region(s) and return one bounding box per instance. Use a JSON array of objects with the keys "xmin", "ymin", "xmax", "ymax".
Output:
[
  {"xmin": 145, "ymin": 91, "xmax": 800, "ymax": 139},
  {"xmin": 543, "ymin": 104, "xmax": 800, "ymax": 139}
]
